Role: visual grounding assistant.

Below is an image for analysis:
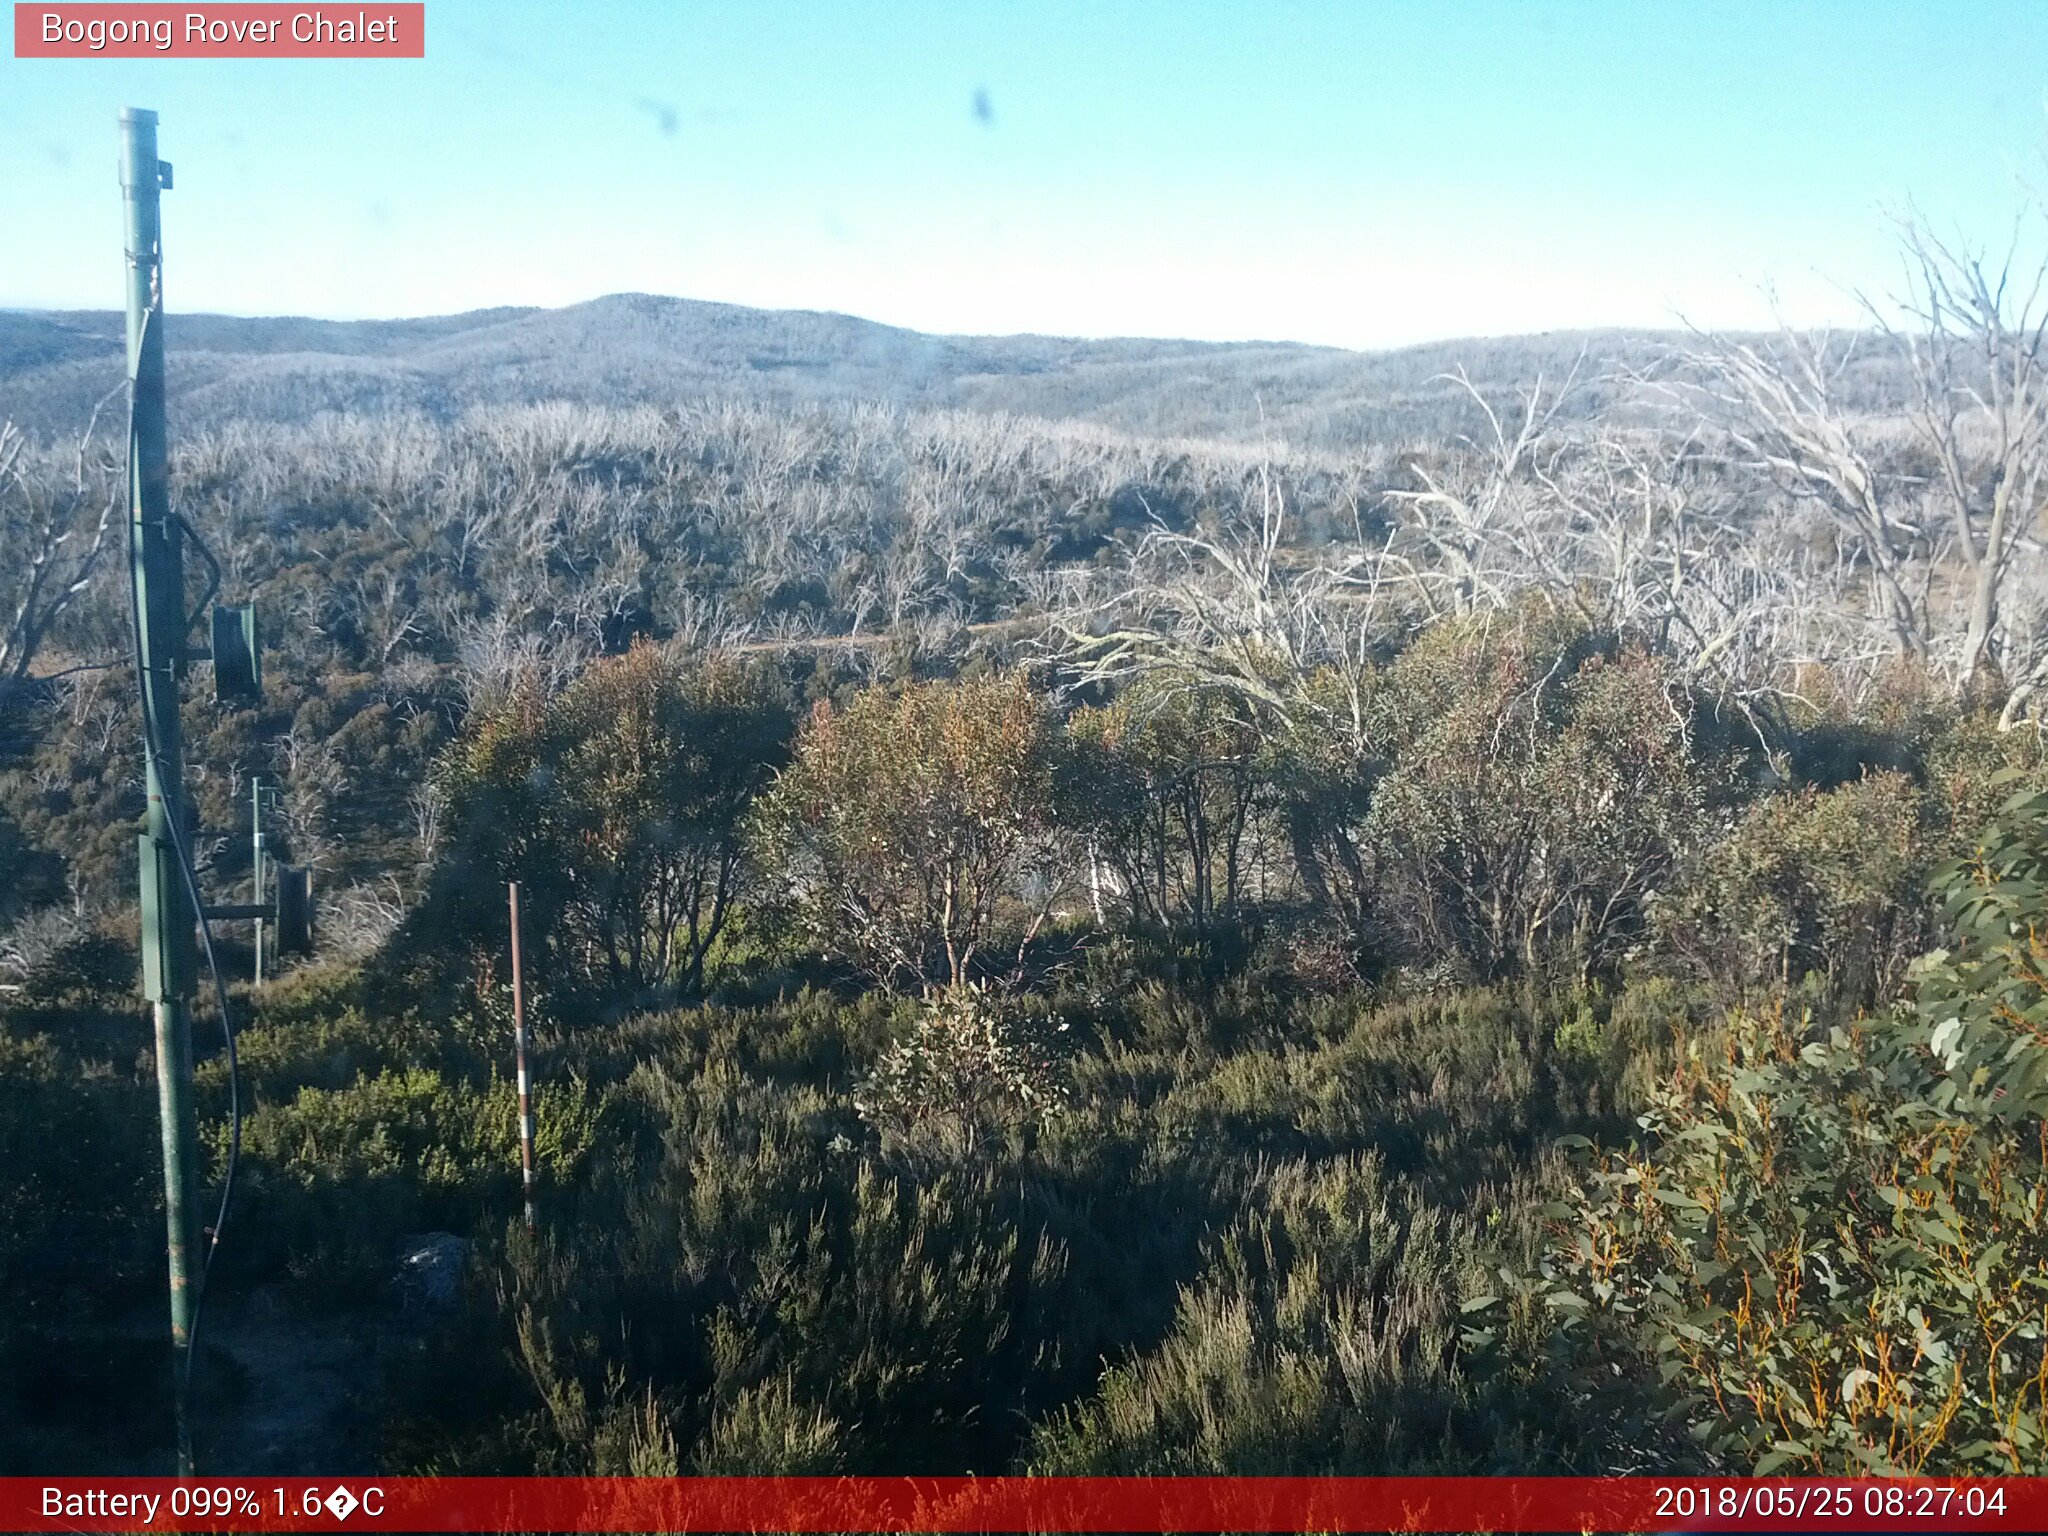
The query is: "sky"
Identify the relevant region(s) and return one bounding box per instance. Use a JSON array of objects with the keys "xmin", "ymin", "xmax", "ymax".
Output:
[{"xmin": 3, "ymin": 0, "xmax": 2047, "ymax": 348}]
